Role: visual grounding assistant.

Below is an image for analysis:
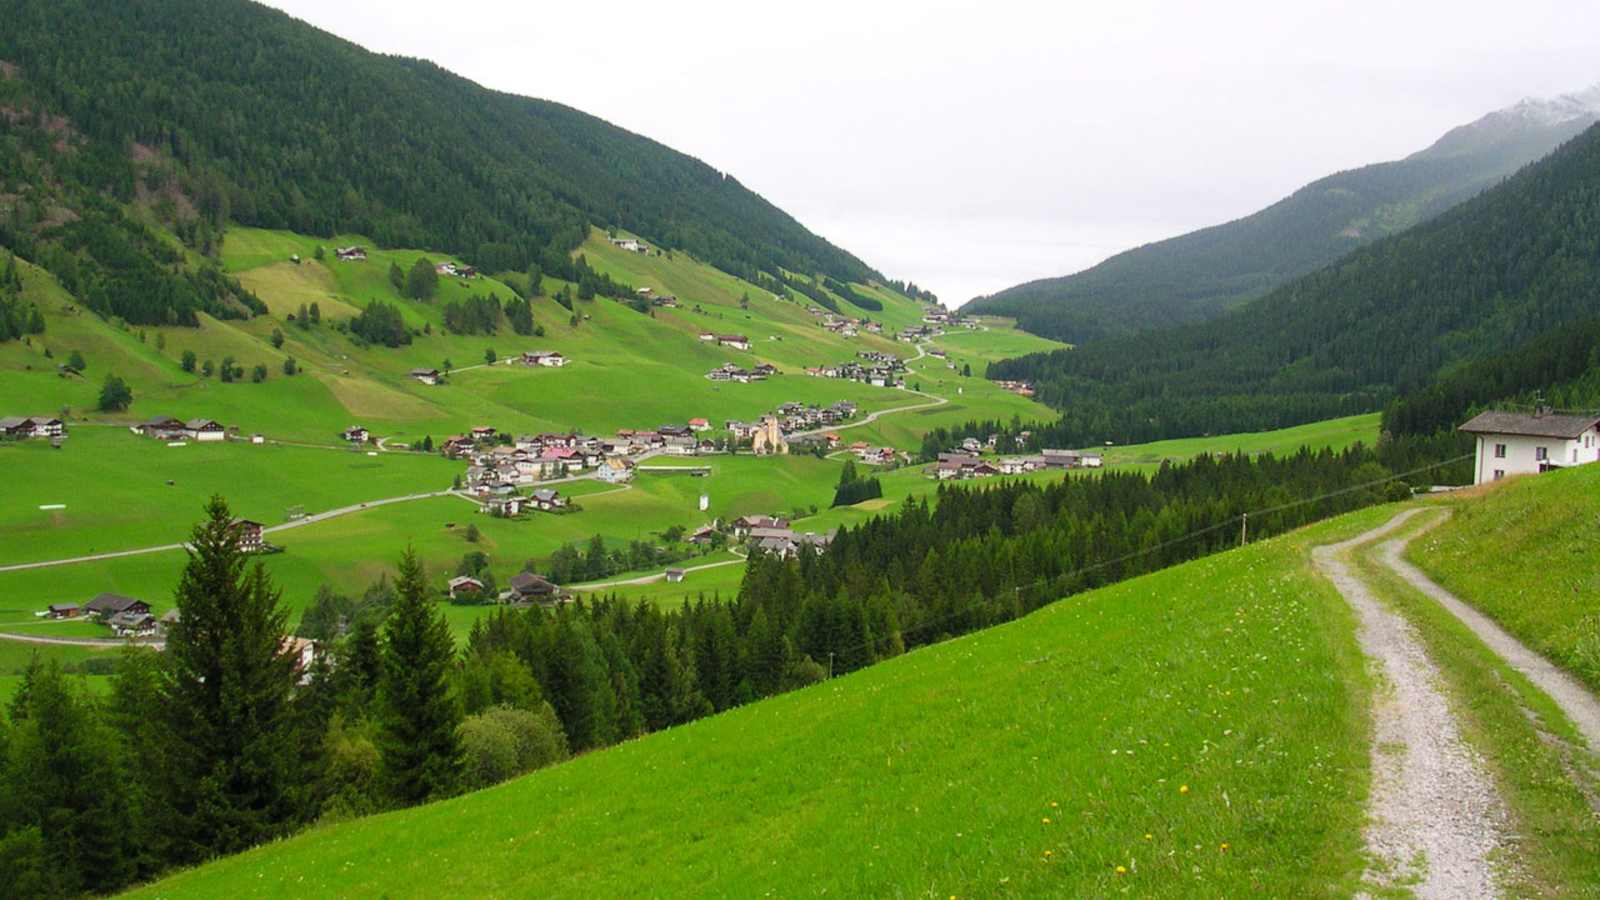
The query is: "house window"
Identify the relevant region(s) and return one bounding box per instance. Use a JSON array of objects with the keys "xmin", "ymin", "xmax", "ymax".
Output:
[
  {"xmin": 1535, "ymin": 446, "xmax": 1548, "ymax": 461},
  {"xmin": 1494, "ymin": 443, "xmax": 1507, "ymax": 459},
  {"xmin": 1493, "ymin": 469, "xmax": 1505, "ymax": 480}
]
